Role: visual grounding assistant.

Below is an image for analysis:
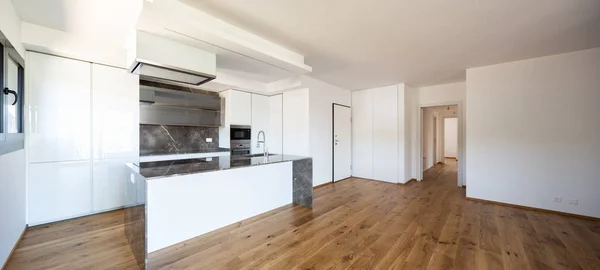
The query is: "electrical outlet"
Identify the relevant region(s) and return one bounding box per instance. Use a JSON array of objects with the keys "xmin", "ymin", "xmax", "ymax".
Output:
[
  {"xmin": 553, "ymin": 197, "xmax": 562, "ymax": 203},
  {"xmin": 206, "ymin": 138, "xmax": 212, "ymax": 142},
  {"xmin": 569, "ymin": 199, "xmax": 578, "ymax": 205}
]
